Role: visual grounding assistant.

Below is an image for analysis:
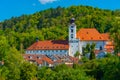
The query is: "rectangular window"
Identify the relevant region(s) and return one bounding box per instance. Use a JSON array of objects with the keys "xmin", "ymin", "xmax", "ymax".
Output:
[
  {"xmin": 71, "ymin": 29, "xmax": 73, "ymax": 33},
  {"xmin": 71, "ymin": 34, "xmax": 73, "ymax": 38},
  {"xmin": 71, "ymin": 26, "xmax": 74, "ymax": 28}
]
